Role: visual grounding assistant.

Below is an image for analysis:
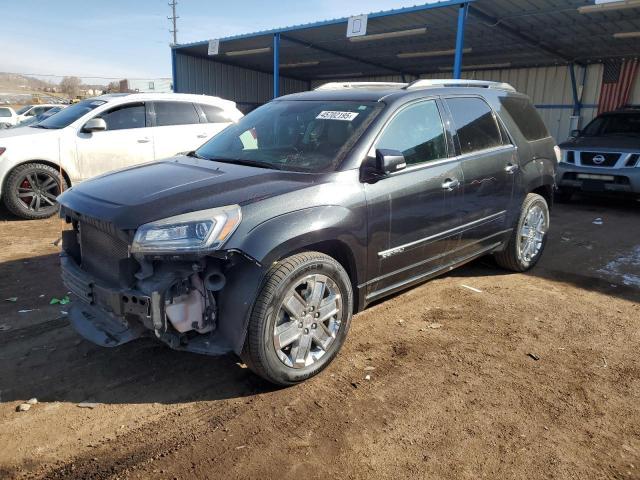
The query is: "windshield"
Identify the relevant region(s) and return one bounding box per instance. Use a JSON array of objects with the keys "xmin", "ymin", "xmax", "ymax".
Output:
[
  {"xmin": 36, "ymin": 99, "xmax": 106, "ymax": 129},
  {"xmin": 582, "ymin": 113, "xmax": 640, "ymax": 137},
  {"xmin": 195, "ymin": 100, "xmax": 382, "ymax": 172}
]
